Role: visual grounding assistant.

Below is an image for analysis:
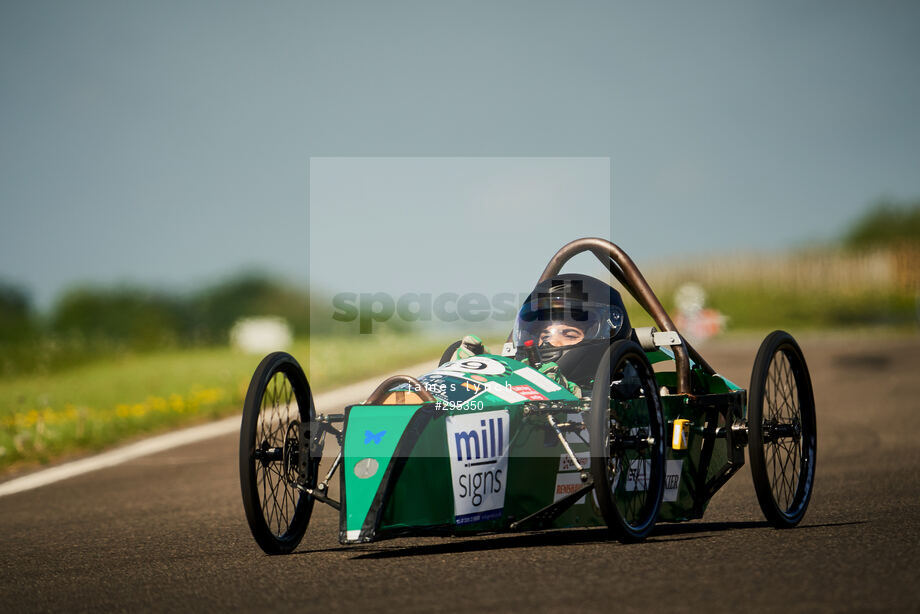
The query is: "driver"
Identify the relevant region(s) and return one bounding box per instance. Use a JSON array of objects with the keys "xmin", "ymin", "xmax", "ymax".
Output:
[
  {"xmin": 450, "ymin": 320, "xmax": 589, "ymax": 396},
  {"xmin": 537, "ymin": 321, "xmax": 587, "ymax": 347},
  {"xmin": 450, "ymin": 274, "xmax": 632, "ymax": 397}
]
